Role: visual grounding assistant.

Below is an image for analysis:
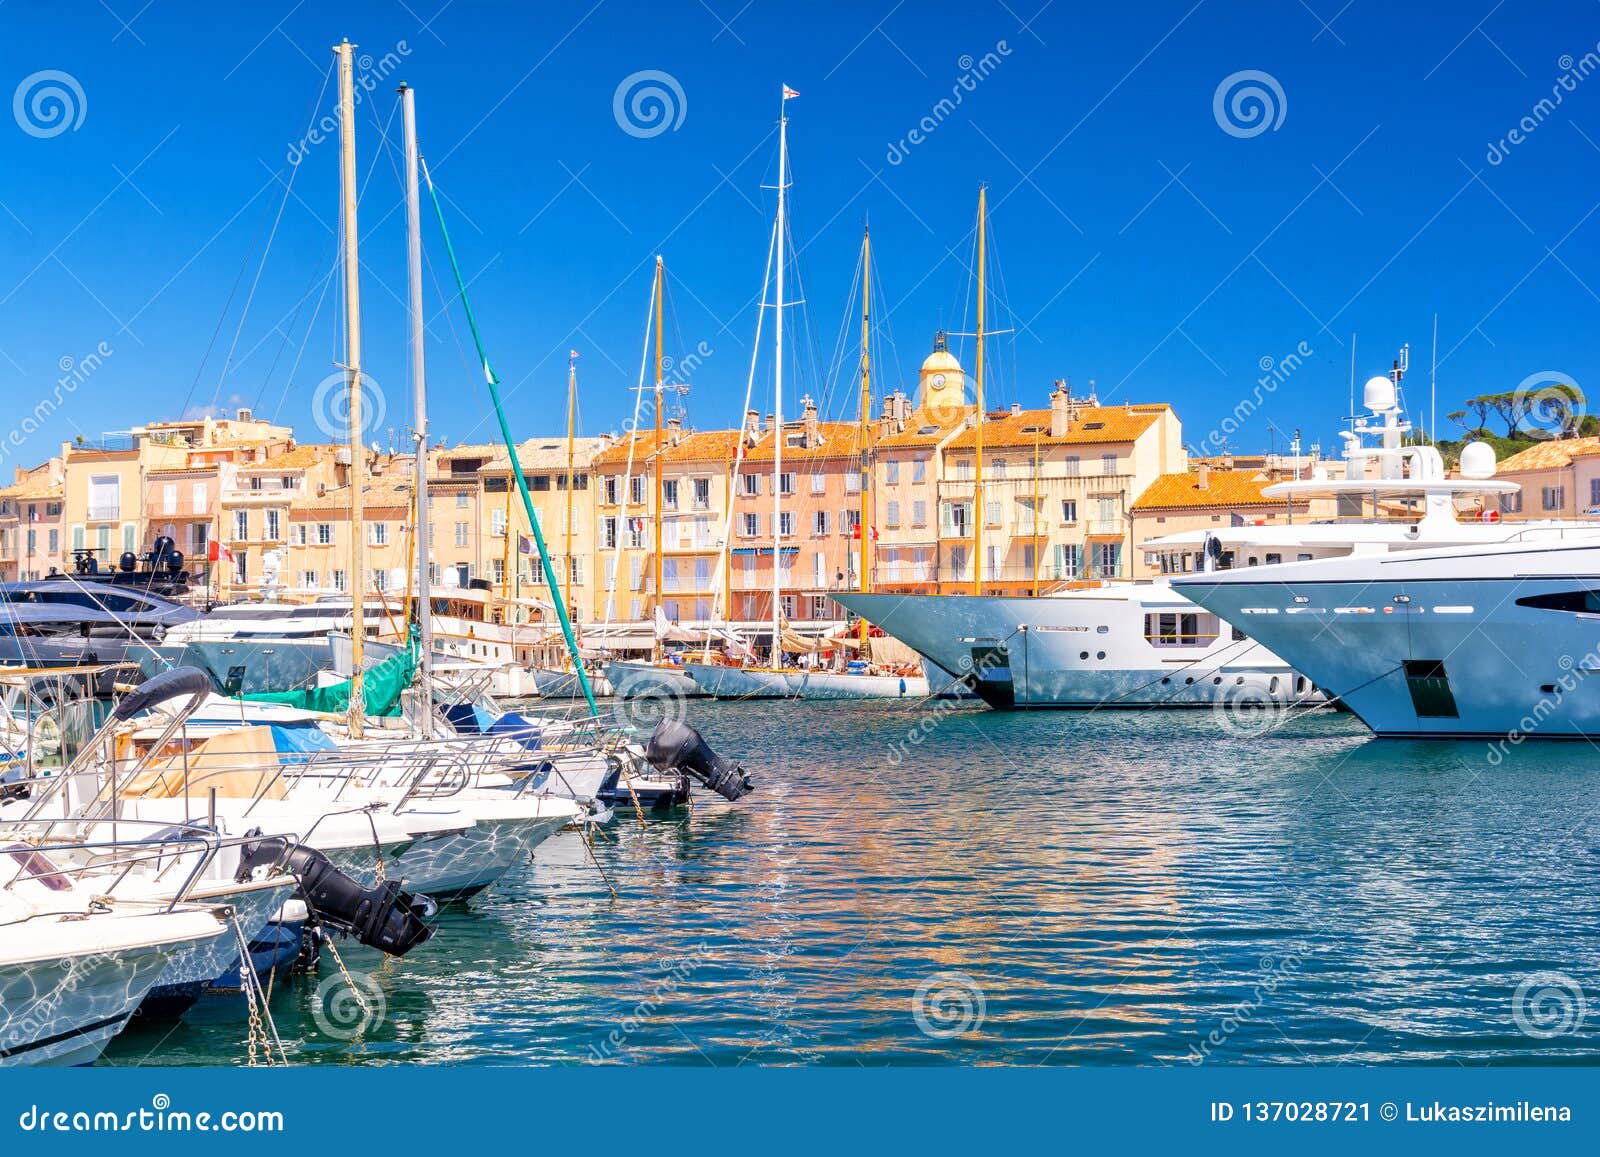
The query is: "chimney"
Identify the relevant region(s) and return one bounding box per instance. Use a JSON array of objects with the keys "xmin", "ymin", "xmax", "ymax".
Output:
[
  {"xmin": 1050, "ymin": 380, "xmax": 1072, "ymax": 438},
  {"xmin": 599, "ymin": 431, "xmax": 615, "ymax": 449},
  {"xmin": 1221, "ymin": 453, "xmax": 1233, "ymax": 471},
  {"xmin": 1010, "ymin": 402, "xmax": 1021, "ymax": 416},
  {"xmin": 744, "ymin": 409, "xmax": 762, "ymax": 446},
  {"xmin": 1197, "ymin": 462, "xmax": 1210, "ymax": 490},
  {"xmin": 801, "ymin": 394, "xmax": 820, "ymax": 447},
  {"xmin": 667, "ymin": 416, "xmax": 683, "ymax": 446},
  {"xmin": 236, "ymin": 406, "xmax": 254, "ymax": 423}
]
